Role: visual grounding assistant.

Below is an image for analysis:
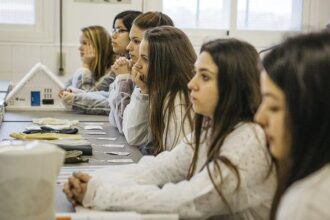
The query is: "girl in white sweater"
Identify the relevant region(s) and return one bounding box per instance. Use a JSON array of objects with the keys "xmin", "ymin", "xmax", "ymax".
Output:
[
  {"xmin": 255, "ymin": 31, "xmax": 330, "ymax": 220},
  {"xmin": 64, "ymin": 38, "xmax": 276, "ymax": 219},
  {"xmin": 118, "ymin": 25, "xmax": 195, "ymax": 155}
]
